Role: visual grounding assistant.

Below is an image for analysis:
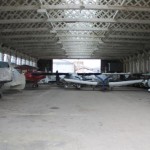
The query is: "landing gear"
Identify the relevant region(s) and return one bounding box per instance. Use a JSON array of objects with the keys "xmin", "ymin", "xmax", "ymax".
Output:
[
  {"xmin": 92, "ymin": 86, "xmax": 95, "ymax": 91},
  {"xmin": 0, "ymin": 84, "xmax": 3, "ymax": 99},
  {"xmin": 109, "ymin": 87, "xmax": 113, "ymax": 91},
  {"xmin": 64, "ymin": 83, "xmax": 81, "ymax": 89},
  {"xmin": 75, "ymin": 84, "xmax": 81, "ymax": 89},
  {"xmin": 32, "ymin": 83, "xmax": 39, "ymax": 88},
  {"xmin": 0, "ymin": 91, "xmax": 2, "ymax": 99},
  {"xmin": 64, "ymin": 84, "xmax": 69, "ymax": 88}
]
